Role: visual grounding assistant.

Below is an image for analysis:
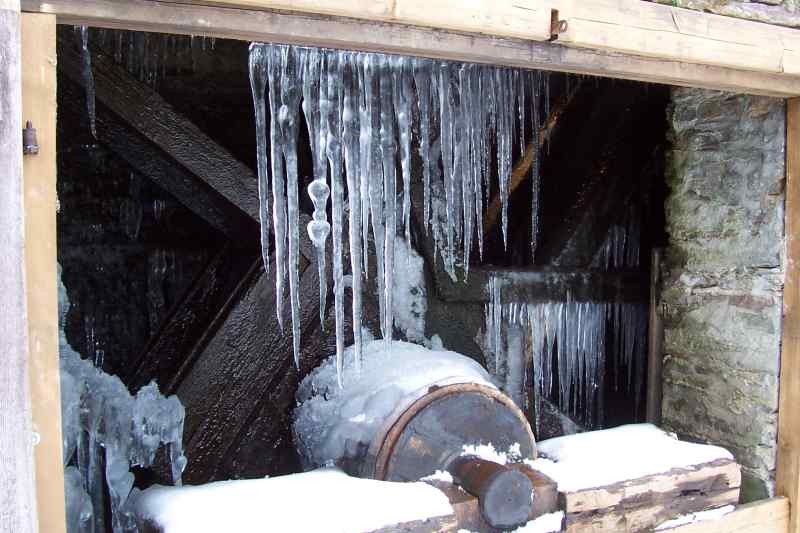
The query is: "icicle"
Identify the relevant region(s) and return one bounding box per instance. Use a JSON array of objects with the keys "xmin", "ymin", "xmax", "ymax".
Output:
[
  {"xmin": 77, "ymin": 26, "xmax": 97, "ymax": 139},
  {"xmin": 267, "ymin": 46, "xmax": 288, "ymax": 331},
  {"xmin": 367, "ymin": 56, "xmax": 387, "ymax": 334},
  {"xmin": 248, "ymin": 44, "xmax": 271, "ymax": 277},
  {"xmin": 342, "ymin": 53, "xmax": 364, "ymax": 372},
  {"xmin": 379, "ymin": 59, "xmax": 397, "ymax": 347},
  {"xmin": 413, "ymin": 58, "xmax": 432, "ymax": 234},
  {"xmin": 301, "ymin": 47, "xmax": 331, "ymax": 327},
  {"xmin": 394, "ymin": 57, "xmax": 413, "ymax": 245},
  {"xmin": 279, "ymin": 46, "xmax": 303, "ymax": 368},
  {"xmin": 438, "ymin": 63, "xmax": 456, "ymax": 272},
  {"xmin": 326, "ymin": 52, "xmax": 347, "ymax": 382},
  {"xmin": 357, "ymin": 55, "xmax": 373, "ymax": 275},
  {"xmin": 531, "ymin": 71, "xmax": 542, "ymax": 263}
]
